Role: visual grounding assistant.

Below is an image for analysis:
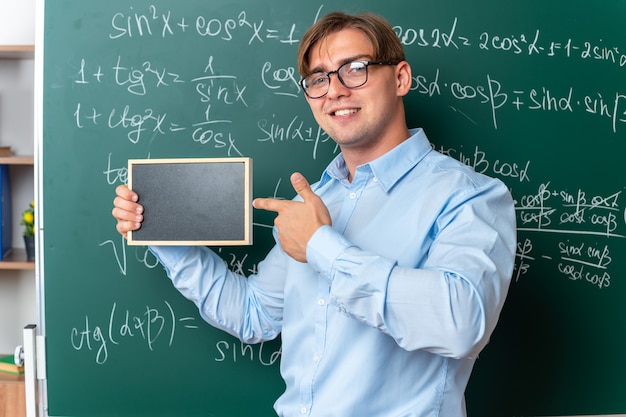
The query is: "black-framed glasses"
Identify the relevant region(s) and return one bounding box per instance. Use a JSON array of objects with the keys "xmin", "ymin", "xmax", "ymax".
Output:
[{"xmin": 300, "ymin": 60, "xmax": 398, "ymax": 99}]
